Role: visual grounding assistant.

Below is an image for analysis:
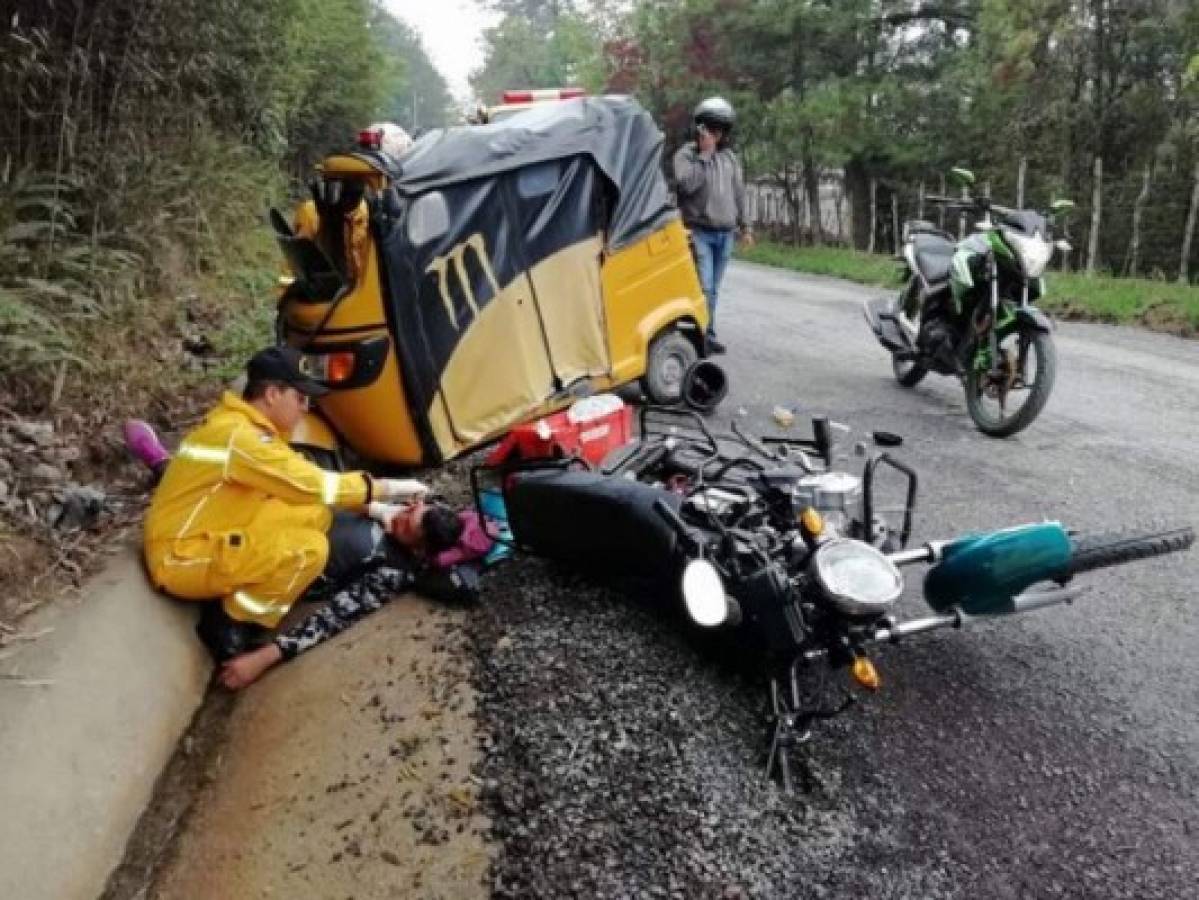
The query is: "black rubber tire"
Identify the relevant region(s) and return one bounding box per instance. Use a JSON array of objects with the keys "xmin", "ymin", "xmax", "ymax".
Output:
[
  {"xmin": 892, "ymin": 354, "xmax": 928, "ymax": 387},
  {"xmin": 965, "ymin": 330, "xmax": 1056, "ymax": 438},
  {"xmin": 1065, "ymin": 526, "xmax": 1195, "ymax": 578},
  {"xmin": 642, "ymin": 329, "xmax": 698, "ymax": 405},
  {"xmin": 891, "ymin": 279, "xmax": 927, "ymax": 387}
]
